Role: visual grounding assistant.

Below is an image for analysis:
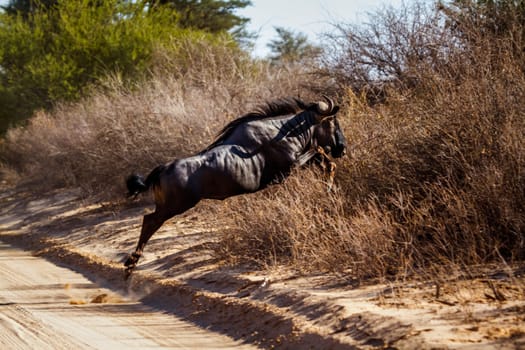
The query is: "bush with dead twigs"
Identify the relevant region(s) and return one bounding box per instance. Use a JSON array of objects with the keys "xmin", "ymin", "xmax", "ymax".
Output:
[{"xmin": 217, "ymin": 1, "xmax": 525, "ymax": 279}]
